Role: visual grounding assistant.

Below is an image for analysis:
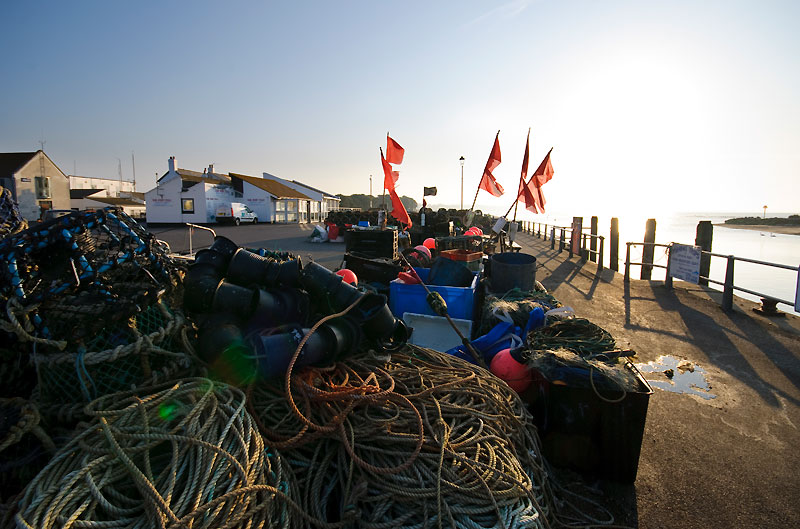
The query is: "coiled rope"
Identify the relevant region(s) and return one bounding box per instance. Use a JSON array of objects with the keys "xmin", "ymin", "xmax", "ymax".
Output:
[
  {"xmin": 249, "ymin": 346, "xmax": 558, "ymax": 529},
  {"xmin": 15, "ymin": 378, "xmax": 302, "ymax": 529}
]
